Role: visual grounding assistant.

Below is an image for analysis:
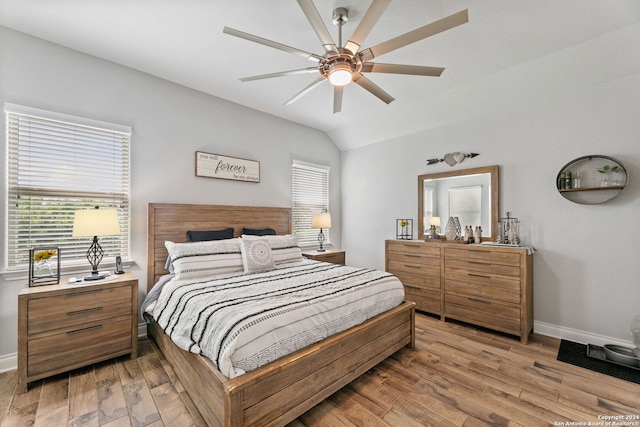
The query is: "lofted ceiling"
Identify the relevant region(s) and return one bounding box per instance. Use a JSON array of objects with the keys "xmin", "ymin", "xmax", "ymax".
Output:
[{"xmin": 1, "ymin": 1, "xmax": 639, "ymax": 151}]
